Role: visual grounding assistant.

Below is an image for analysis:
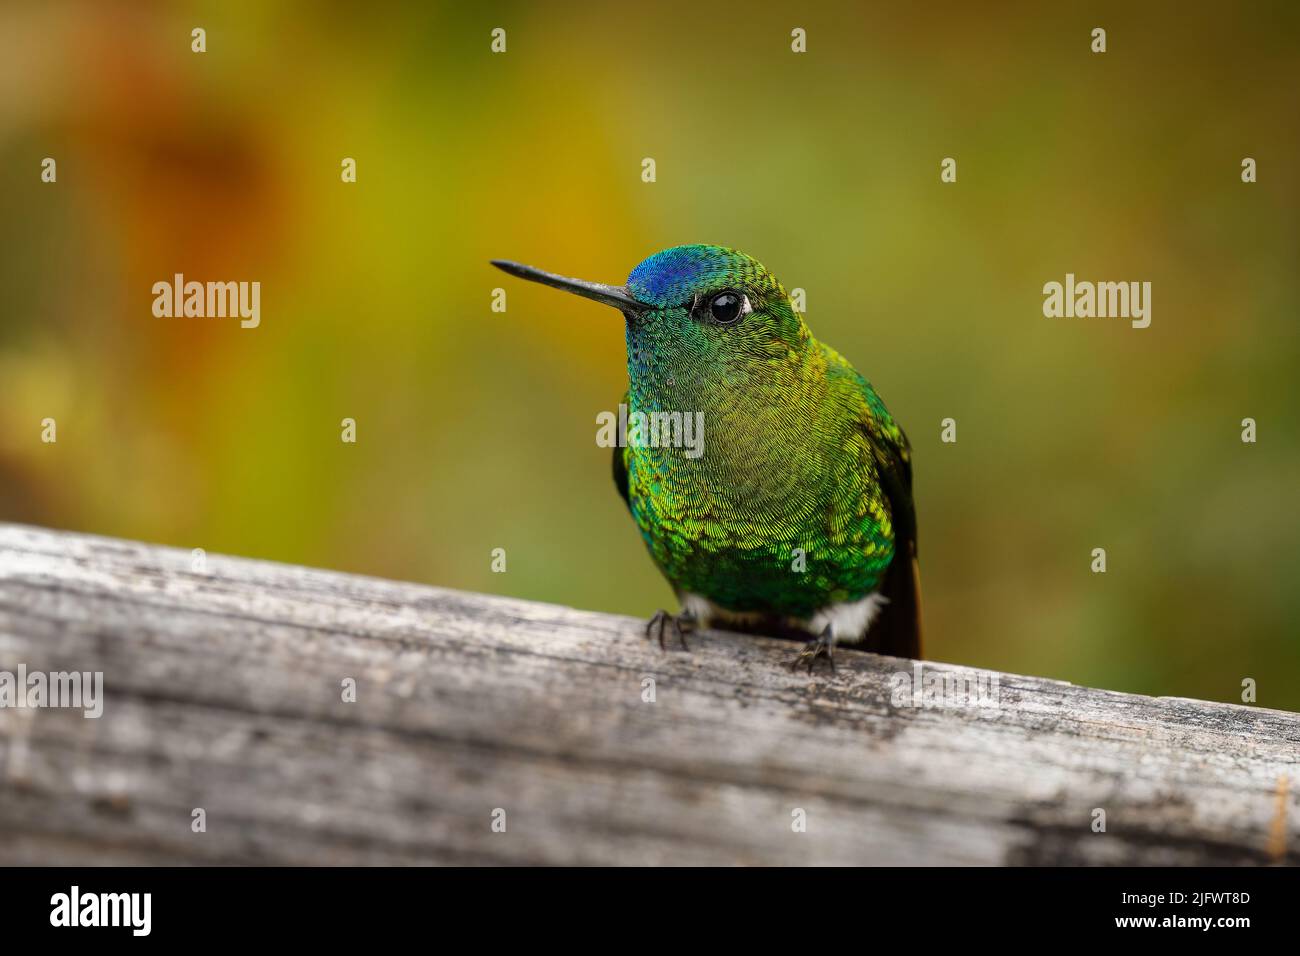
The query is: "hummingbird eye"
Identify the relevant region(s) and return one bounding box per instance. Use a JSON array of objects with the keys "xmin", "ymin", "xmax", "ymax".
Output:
[{"xmin": 706, "ymin": 290, "xmax": 749, "ymax": 325}]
